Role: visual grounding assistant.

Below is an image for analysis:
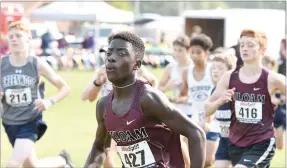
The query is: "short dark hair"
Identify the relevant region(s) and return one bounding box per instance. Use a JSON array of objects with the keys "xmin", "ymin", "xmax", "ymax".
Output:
[
  {"xmin": 173, "ymin": 35, "xmax": 190, "ymax": 49},
  {"xmin": 108, "ymin": 31, "xmax": 145, "ymax": 60},
  {"xmin": 190, "ymin": 34, "xmax": 213, "ymax": 51}
]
